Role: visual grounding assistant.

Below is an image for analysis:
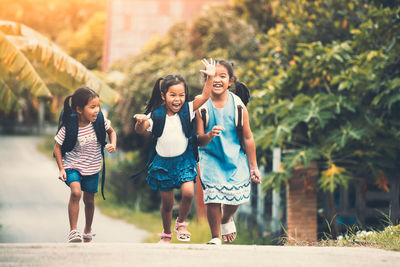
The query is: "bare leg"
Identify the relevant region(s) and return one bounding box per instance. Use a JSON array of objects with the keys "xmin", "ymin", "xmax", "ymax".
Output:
[
  {"xmin": 68, "ymin": 182, "xmax": 82, "ymax": 231},
  {"xmin": 83, "ymin": 191, "xmax": 95, "ymax": 242},
  {"xmin": 221, "ymin": 204, "xmax": 239, "ymax": 242},
  {"xmin": 206, "ymin": 203, "xmax": 222, "ymax": 239},
  {"xmin": 175, "ymin": 181, "xmax": 194, "ymax": 239},
  {"xmin": 177, "ymin": 181, "xmax": 194, "ymax": 223},
  {"xmin": 160, "ymin": 190, "xmax": 174, "ymax": 242}
]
